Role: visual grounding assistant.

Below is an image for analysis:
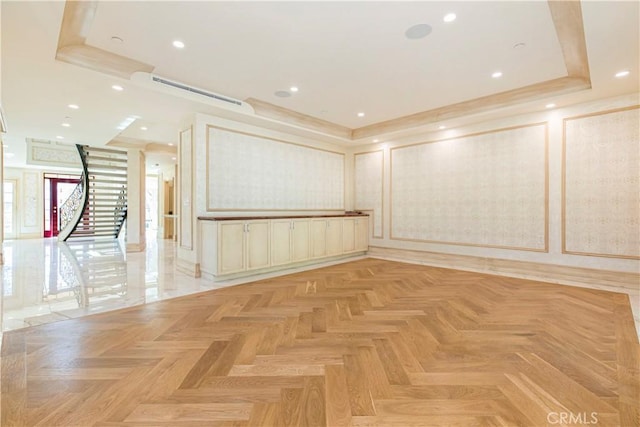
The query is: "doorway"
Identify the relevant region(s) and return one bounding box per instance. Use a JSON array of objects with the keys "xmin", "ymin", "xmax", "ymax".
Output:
[
  {"xmin": 43, "ymin": 175, "xmax": 81, "ymax": 238},
  {"xmin": 3, "ymin": 180, "xmax": 17, "ymax": 239}
]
